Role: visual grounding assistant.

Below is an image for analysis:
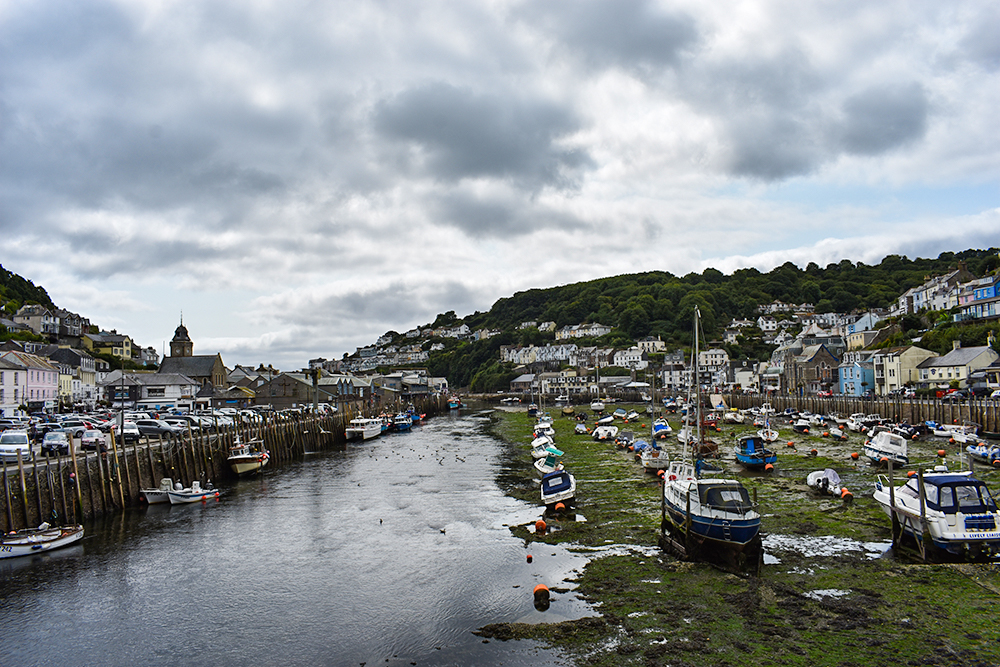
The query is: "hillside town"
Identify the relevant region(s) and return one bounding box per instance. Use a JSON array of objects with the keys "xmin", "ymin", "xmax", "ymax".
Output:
[{"xmin": 1, "ymin": 262, "xmax": 999, "ymax": 419}]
